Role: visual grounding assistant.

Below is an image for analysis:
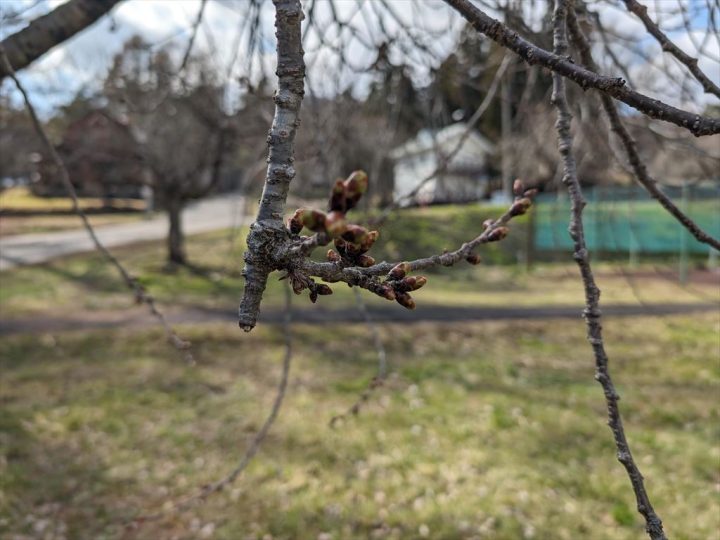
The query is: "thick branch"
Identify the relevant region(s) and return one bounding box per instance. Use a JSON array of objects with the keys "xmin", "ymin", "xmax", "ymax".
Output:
[
  {"xmin": 622, "ymin": 0, "xmax": 720, "ymax": 98},
  {"xmin": 550, "ymin": 3, "xmax": 666, "ymax": 539},
  {"xmin": 238, "ymin": 0, "xmax": 305, "ymax": 331},
  {"xmin": 566, "ymin": 8, "xmax": 720, "ymax": 251},
  {"xmin": 443, "ymin": 0, "xmax": 720, "ymax": 136},
  {"xmin": 0, "ymin": 0, "xmax": 122, "ymax": 79}
]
